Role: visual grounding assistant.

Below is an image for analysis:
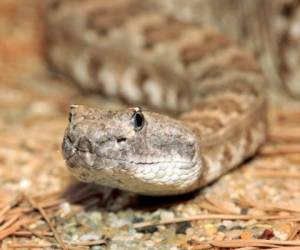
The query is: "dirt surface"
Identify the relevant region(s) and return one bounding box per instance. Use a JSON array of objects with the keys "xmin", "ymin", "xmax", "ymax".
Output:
[{"xmin": 1, "ymin": 1, "xmax": 300, "ymax": 249}]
